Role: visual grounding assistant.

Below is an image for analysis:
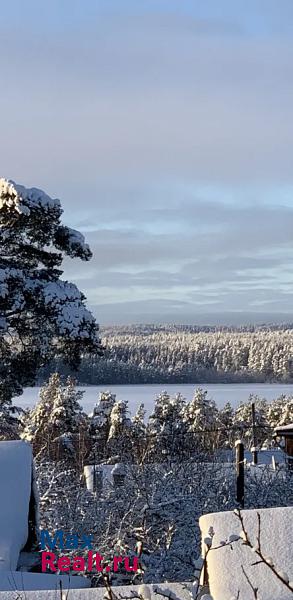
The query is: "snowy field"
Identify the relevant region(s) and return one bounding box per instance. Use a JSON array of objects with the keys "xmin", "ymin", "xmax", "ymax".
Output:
[{"xmin": 15, "ymin": 383, "xmax": 293, "ymax": 416}]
